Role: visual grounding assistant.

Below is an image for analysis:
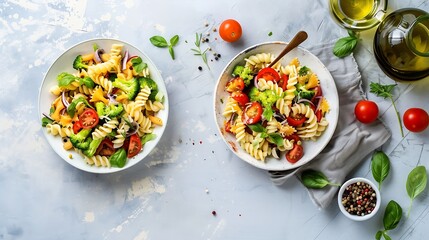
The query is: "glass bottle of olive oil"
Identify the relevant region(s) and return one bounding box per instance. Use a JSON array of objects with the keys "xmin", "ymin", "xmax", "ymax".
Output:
[{"xmin": 373, "ymin": 8, "xmax": 429, "ymax": 81}]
